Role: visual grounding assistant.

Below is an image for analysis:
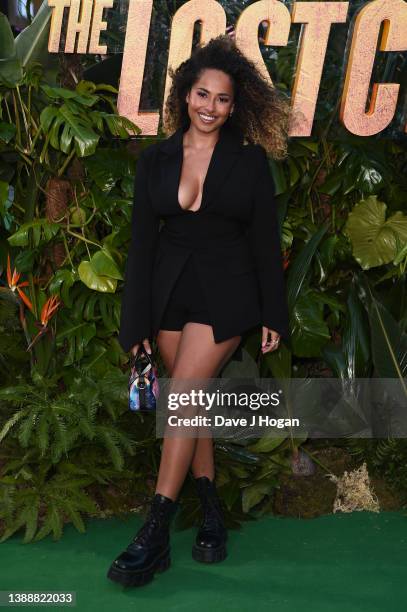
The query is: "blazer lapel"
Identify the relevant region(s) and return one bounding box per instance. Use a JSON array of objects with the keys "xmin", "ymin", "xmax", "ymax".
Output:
[
  {"xmin": 150, "ymin": 128, "xmax": 183, "ymax": 210},
  {"xmin": 154, "ymin": 121, "xmax": 244, "ymax": 212},
  {"xmin": 201, "ymin": 126, "xmax": 243, "ymax": 211}
]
